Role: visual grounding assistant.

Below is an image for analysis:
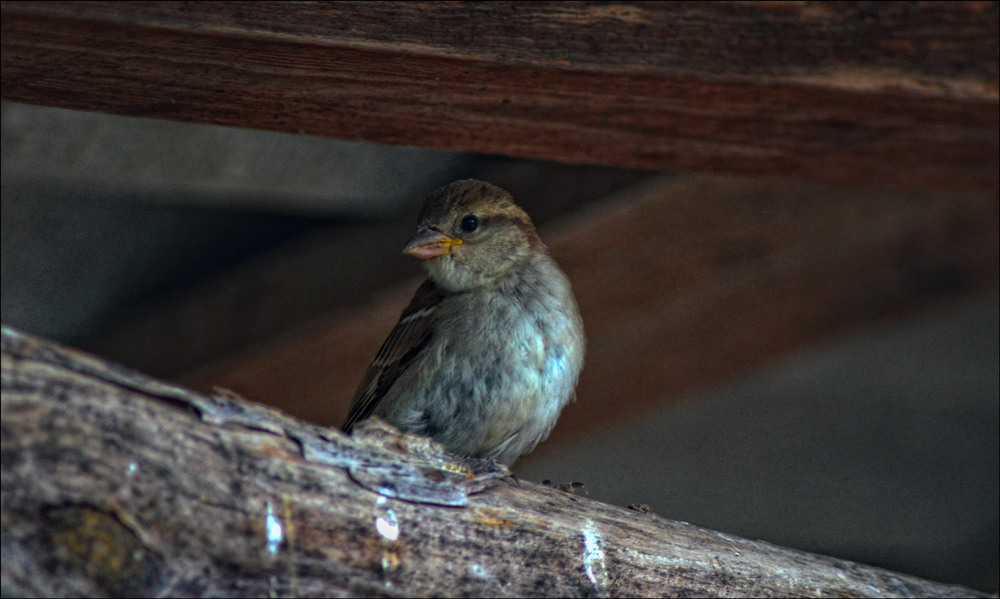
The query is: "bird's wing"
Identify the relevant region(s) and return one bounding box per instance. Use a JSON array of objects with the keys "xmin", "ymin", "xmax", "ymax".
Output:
[{"xmin": 341, "ymin": 279, "xmax": 442, "ymax": 432}]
